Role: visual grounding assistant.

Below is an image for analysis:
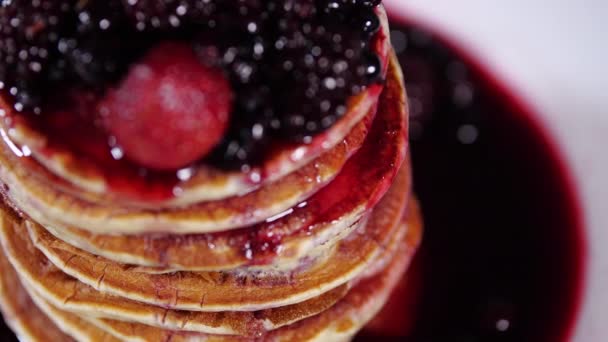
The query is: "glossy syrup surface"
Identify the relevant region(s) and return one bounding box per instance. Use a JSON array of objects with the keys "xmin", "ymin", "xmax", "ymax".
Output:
[
  {"xmin": 357, "ymin": 20, "xmax": 584, "ymax": 341},
  {"xmin": 0, "ymin": 19, "xmax": 585, "ymax": 342},
  {"xmin": 0, "ymin": 1, "xmax": 385, "ymax": 170}
]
